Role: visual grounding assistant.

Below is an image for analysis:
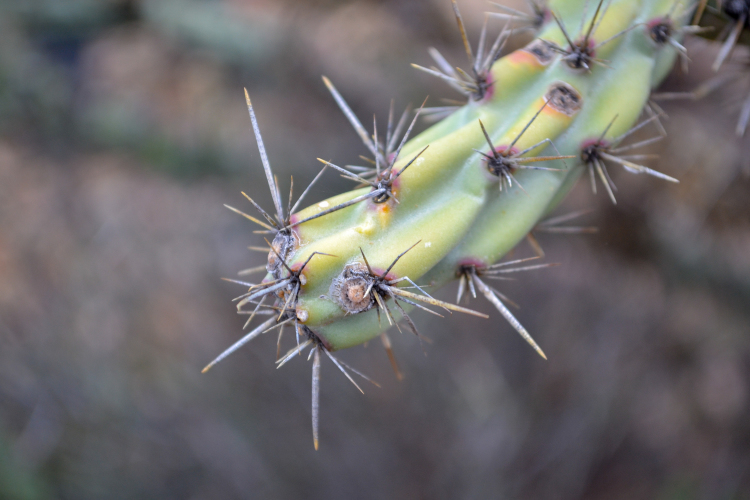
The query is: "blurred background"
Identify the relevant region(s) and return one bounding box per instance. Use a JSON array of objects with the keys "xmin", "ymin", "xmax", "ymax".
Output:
[{"xmin": 0, "ymin": 0, "xmax": 748, "ymax": 498}]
